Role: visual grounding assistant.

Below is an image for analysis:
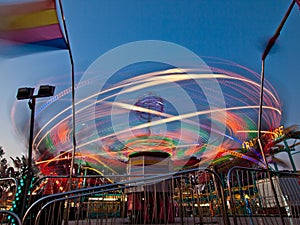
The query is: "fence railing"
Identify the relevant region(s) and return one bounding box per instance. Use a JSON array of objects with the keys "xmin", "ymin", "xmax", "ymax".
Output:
[
  {"xmin": 1, "ymin": 166, "xmax": 300, "ymax": 225},
  {"xmin": 24, "ymin": 168, "xmax": 227, "ymax": 225},
  {"xmin": 226, "ymin": 166, "xmax": 300, "ymax": 225},
  {"xmin": 0, "ymin": 210, "xmax": 21, "ymax": 225}
]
